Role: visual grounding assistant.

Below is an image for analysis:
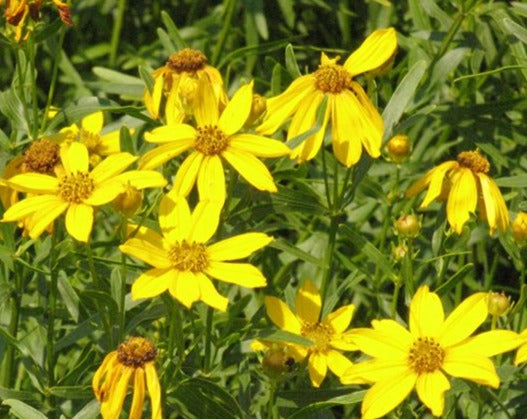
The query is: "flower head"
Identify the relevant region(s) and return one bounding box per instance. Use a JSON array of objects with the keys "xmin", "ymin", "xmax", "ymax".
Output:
[
  {"xmin": 139, "ymin": 79, "xmax": 290, "ymax": 203},
  {"xmin": 92, "ymin": 337, "xmax": 162, "ymax": 419},
  {"xmin": 2, "ymin": 142, "xmax": 166, "ymax": 242},
  {"xmin": 257, "ymin": 28, "xmax": 397, "ymax": 167},
  {"xmin": 341, "ymin": 286, "xmax": 521, "ymax": 419},
  {"xmin": 119, "ymin": 193, "xmax": 272, "ymax": 311},
  {"xmin": 255, "ymin": 280, "xmax": 357, "ymax": 387},
  {"xmin": 406, "ymin": 149, "xmax": 509, "ymax": 235}
]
